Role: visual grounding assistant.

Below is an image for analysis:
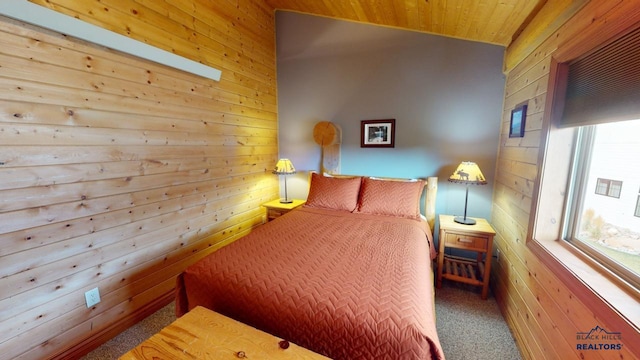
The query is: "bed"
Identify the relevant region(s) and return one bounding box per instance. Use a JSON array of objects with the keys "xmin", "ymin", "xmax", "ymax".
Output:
[{"xmin": 175, "ymin": 173, "xmax": 444, "ymax": 359}]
